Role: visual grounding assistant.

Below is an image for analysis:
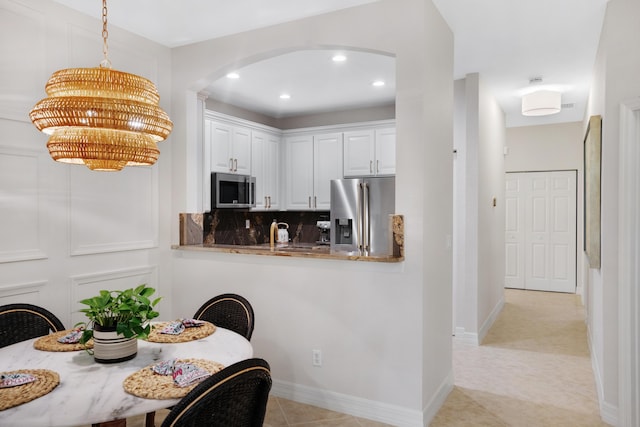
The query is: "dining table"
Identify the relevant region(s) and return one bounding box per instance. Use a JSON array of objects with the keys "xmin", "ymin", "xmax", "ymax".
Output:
[{"xmin": 0, "ymin": 325, "xmax": 253, "ymax": 427}]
